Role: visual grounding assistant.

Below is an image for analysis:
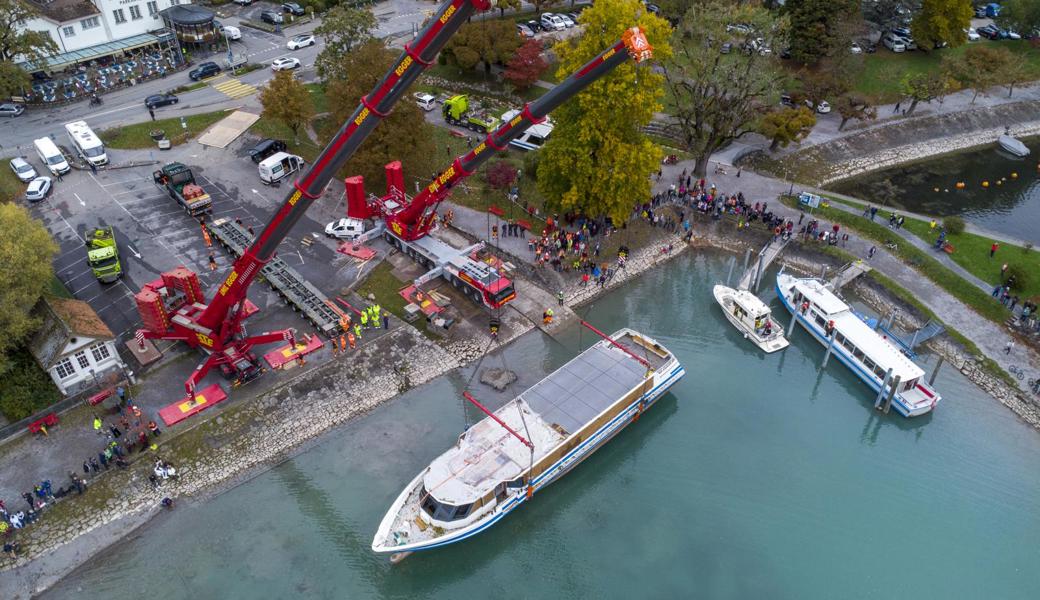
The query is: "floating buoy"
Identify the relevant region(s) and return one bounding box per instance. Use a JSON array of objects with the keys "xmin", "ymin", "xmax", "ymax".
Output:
[
  {"xmin": 934, "ymin": 187, "xmax": 940, "ymax": 192},
  {"xmin": 956, "ymin": 182, "xmax": 965, "ymax": 189},
  {"xmin": 944, "ymin": 188, "xmax": 950, "ymax": 192},
  {"xmin": 997, "ymin": 180, "xmax": 1003, "ymax": 186},
  {"xmin": 1011, "ymin": 172, "xmax": 1018, "ymax": 178},
  {"xmin": 982, "ymin": 181, "xmax": 989, "ymax": 188},
  {"xmin": 1001, "ymin": 177, "xmax": 1007, "ymax": 181}
]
